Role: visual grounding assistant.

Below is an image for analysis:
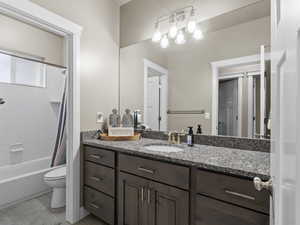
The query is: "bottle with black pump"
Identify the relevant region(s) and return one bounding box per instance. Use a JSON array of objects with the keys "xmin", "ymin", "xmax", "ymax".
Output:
[
  {"xmin": 187, "ymin": 126, "xmax": 194, "ymax": 147},
  {"xmin": 196, "ymin": 124, "xmax": 202, "ymax": 134}
]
